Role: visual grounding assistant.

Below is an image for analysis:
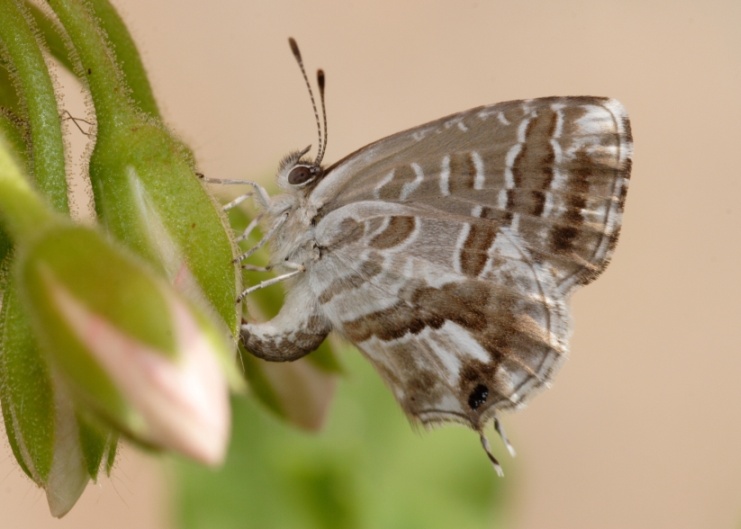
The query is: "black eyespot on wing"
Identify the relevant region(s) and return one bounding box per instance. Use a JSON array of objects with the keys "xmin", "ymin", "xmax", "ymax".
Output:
[
  {"xmin": 288, "ymin": 165, "xmax": 315, "ymax": 186},
  {"xmin": 468, "ymin": 384, "xmax": 489, "ymax": 410}
]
